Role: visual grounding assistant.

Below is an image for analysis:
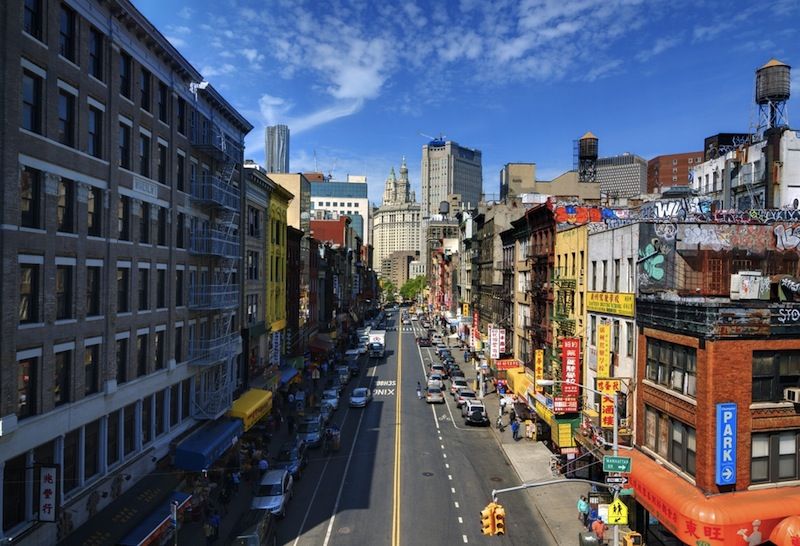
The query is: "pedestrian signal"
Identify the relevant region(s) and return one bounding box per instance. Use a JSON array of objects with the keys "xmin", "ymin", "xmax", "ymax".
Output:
[
  {"xmin": 493, "ymin": 503, "xmax": 506, "ymax": 536},
  {"xmin": 481, "ymin": 503, "xmax": 496, "ymax": 536}
]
